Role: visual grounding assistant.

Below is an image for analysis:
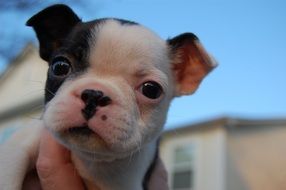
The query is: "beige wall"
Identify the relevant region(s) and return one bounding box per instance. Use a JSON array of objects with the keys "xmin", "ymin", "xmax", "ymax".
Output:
[
  {"xmin": 227, "ymin": 124, "xmax": 286, "ymax": 190},
  {"xmin": 160, "ymin": 126, "xmax": 226, "ymax": 190}
]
